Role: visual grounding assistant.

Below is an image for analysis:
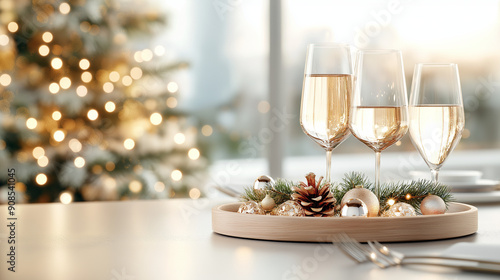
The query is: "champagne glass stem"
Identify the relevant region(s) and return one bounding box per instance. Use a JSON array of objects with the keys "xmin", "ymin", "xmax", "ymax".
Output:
[
  {"xmin": 326, "ymin": 150, "xmax": 332, "ymax": 182},
  {"xmin": 431, "ymin": 169, "xmax": 439, "ymax": 186},
  {"xmin": 375, "ymin": 151, "xmax": 381, "ymax": 198}
]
